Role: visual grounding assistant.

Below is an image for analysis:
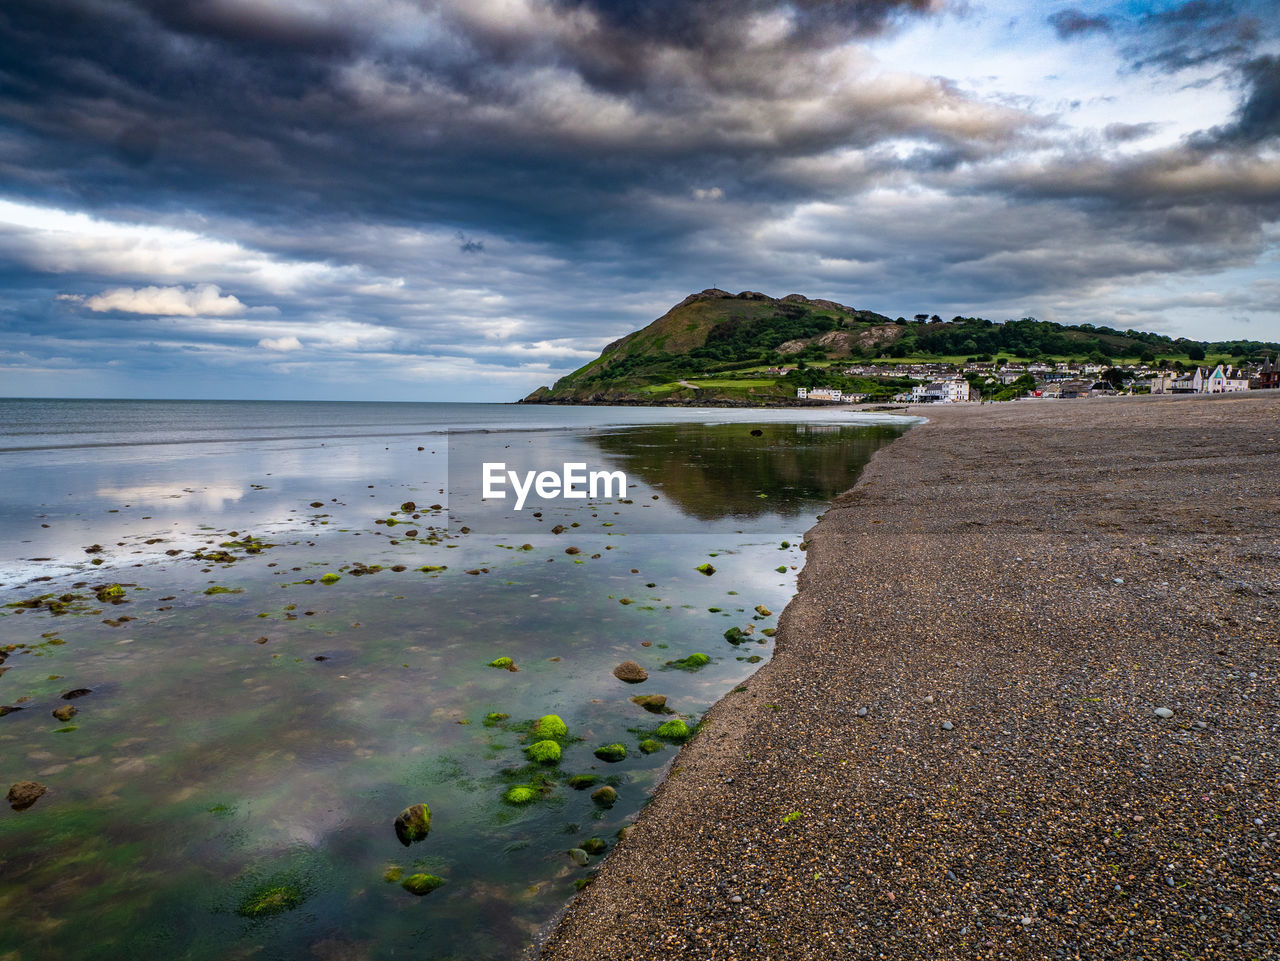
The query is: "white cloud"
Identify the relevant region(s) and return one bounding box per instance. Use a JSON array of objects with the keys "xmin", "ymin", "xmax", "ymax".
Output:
[
  {"xmin": 259, "ymin": 335, "xmax": 303, "ymax": 351},
  {"xmin": 76, "ymin": 283, "xmax": 247, "ymax": 316}
]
